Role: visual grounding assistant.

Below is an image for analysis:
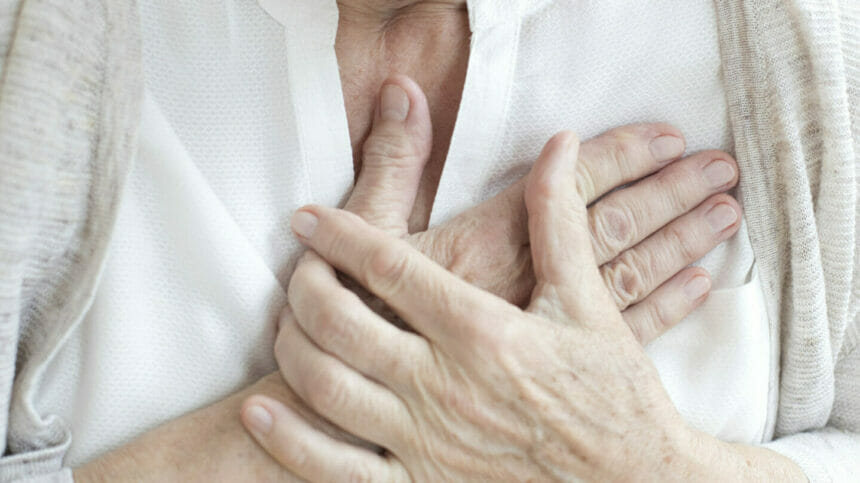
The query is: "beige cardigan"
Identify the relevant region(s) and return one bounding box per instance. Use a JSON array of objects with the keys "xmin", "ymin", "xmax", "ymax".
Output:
[{"xmin": 0, "ymin": 0, "xmax": 857, "ymax": 481}]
